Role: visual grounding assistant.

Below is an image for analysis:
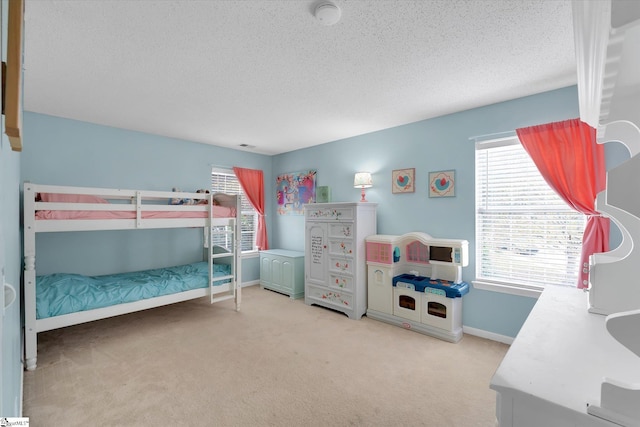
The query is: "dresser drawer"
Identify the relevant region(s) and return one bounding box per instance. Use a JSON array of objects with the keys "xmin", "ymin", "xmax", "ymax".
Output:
[
  {"xmin": 305, "ymin": 284, "xmax": 354, "ymax": 311},
  {"xmin": 305, "ymin": 206, "xmax": 354, "ymax": 221},
  {"xmin": 328, "ymin": 239, "xmax": 354, "ymax": 257},
  {"xmin": 329, "ymin": 256, "xmax": 354, "ymax": 275},
  {"xmin": 328, "ymin": 273, "xmax": 354, "ymax": 292},
  {"xmin": 328, "ymin": 222, "xmax": 353, "ymax": 238}
]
